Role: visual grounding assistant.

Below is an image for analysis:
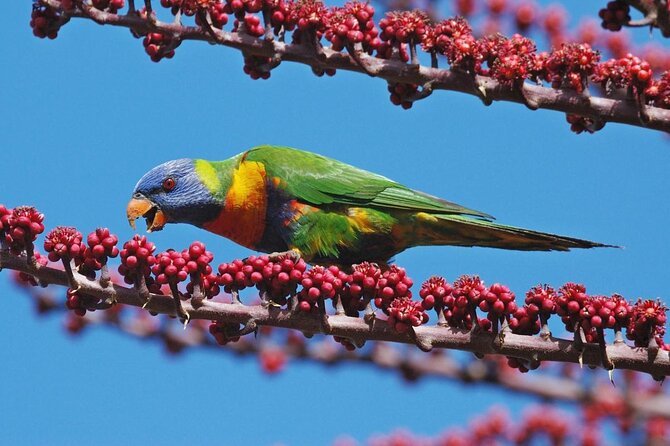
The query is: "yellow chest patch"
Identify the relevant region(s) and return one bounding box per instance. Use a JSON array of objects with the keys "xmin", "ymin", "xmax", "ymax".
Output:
[{"xmin": 203, "ymin": 160, "xmax": 267, "ymax": 249}]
